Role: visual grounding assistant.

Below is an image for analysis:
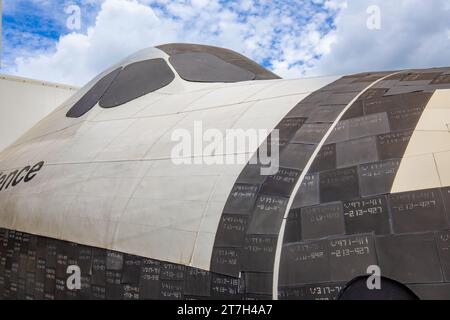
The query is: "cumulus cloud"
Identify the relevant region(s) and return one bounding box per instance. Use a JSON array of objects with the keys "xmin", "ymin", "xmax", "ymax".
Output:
[
  {"xmin": 310, "ymin": 0, "xmax": 450, "ymax": 75},
  {"xmin": 5, "ymin": 0, "xmax": 450, "ymax": 85},
  {"xmin": 8, "ymin": 0, "xmax": 340, "ymax": 85}
]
